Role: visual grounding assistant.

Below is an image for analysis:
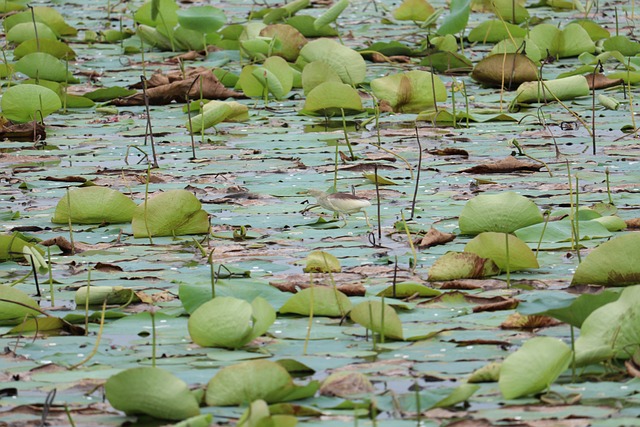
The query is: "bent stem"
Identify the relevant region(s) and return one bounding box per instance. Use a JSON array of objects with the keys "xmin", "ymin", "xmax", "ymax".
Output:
[
  {"xmin": 303, "ymin": 273, "xmax": 315, "ymax": 355},
  {"xmin": 70, "ymin": 300, "xmax": 106, "ymax": 370}
]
